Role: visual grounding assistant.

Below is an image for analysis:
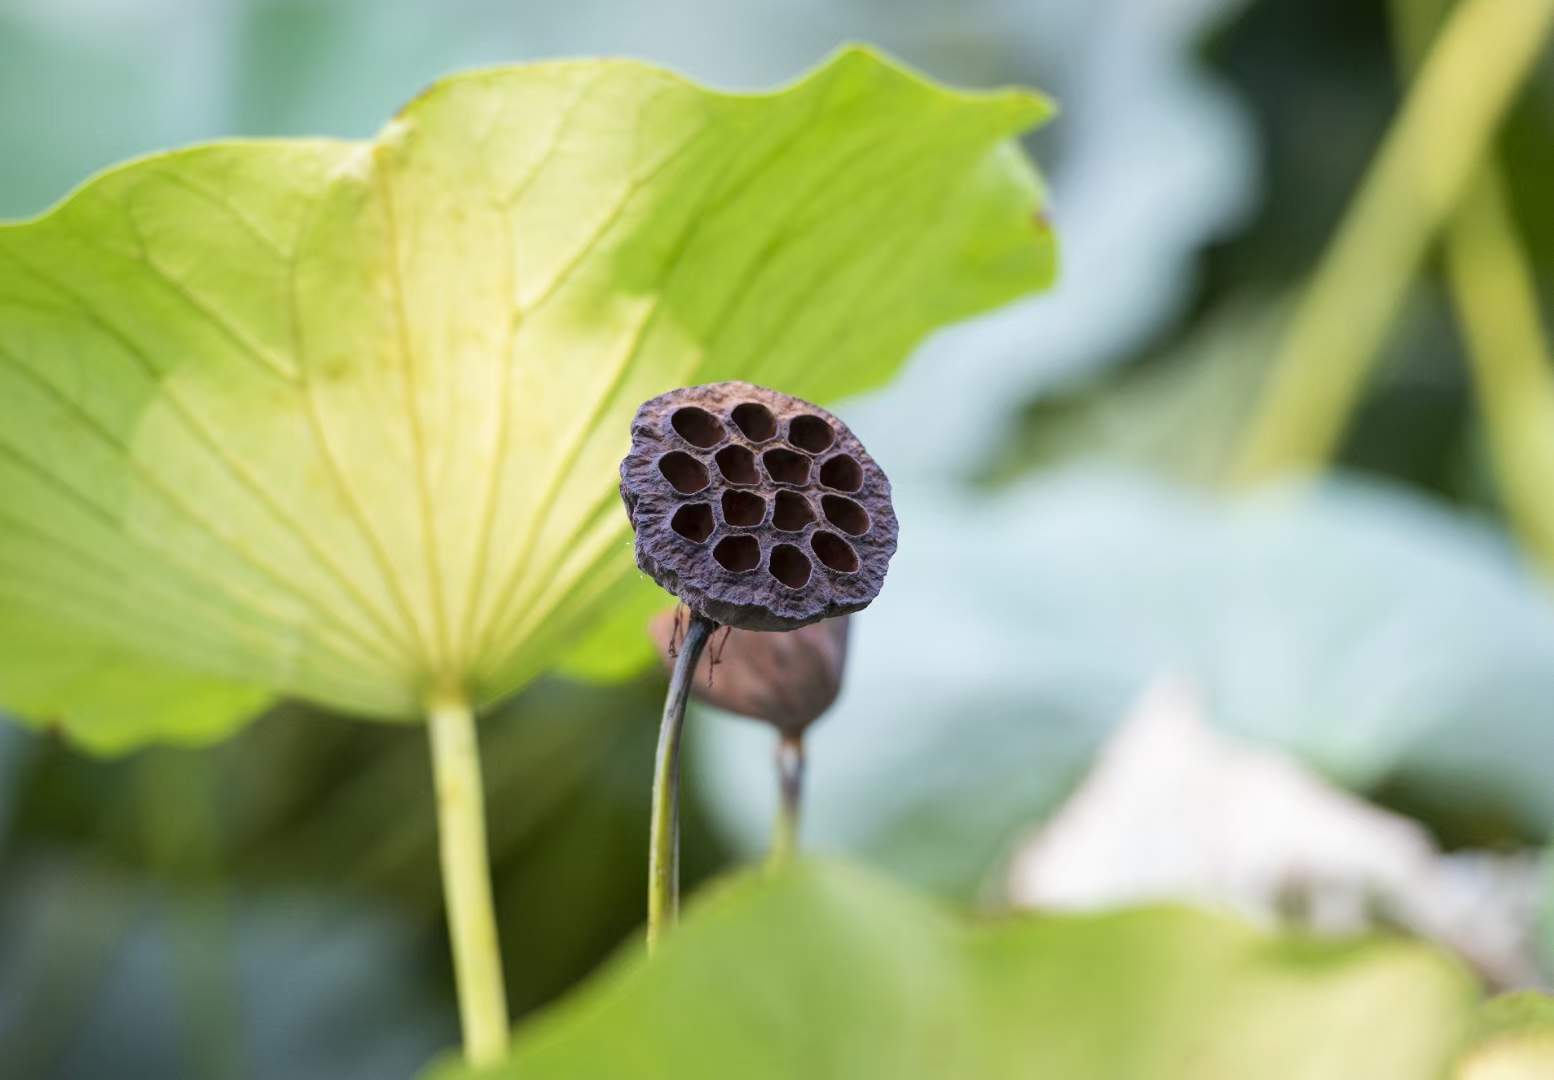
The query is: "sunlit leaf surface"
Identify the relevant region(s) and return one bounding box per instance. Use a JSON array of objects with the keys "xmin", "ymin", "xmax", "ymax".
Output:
[
  {"xmin": 0, "ymin": 48, "xmax": 1054, "ymax": 746},
  {"xmin": 430, "ymin": 861, "xmax": 1475, "ymax": 1079},
  {"xmin": 0, "ymin": 601, "xmax": 271, "ymax": 754},
  {"xmin": 1455, "ymin": 993, "xmax": 1554, "ymax": 1078}
]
